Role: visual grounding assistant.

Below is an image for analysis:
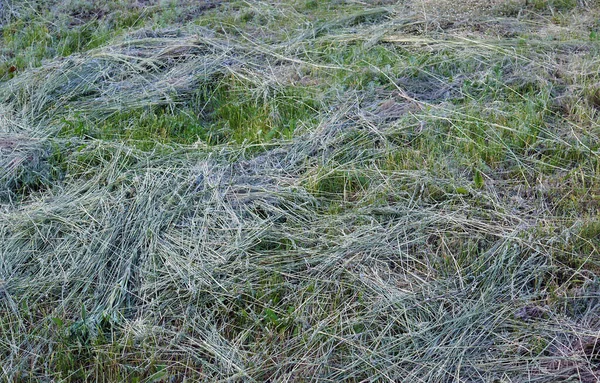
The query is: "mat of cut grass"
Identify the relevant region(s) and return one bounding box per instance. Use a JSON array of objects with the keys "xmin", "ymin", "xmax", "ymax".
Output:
[{"xmin": 1, "ymin": 1, "xmax": 599, "ymax": 382}]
